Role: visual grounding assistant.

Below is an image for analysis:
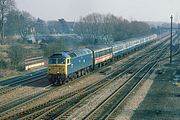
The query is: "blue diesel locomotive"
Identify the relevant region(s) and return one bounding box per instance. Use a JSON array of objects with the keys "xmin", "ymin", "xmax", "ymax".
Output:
[
  {"xmin": 48, "ymin": 34, "xmax": 157, "ymax": 85},
  {"xmin": 48, "ymin": 48, "xmax": 93, "ymax": 84}
]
